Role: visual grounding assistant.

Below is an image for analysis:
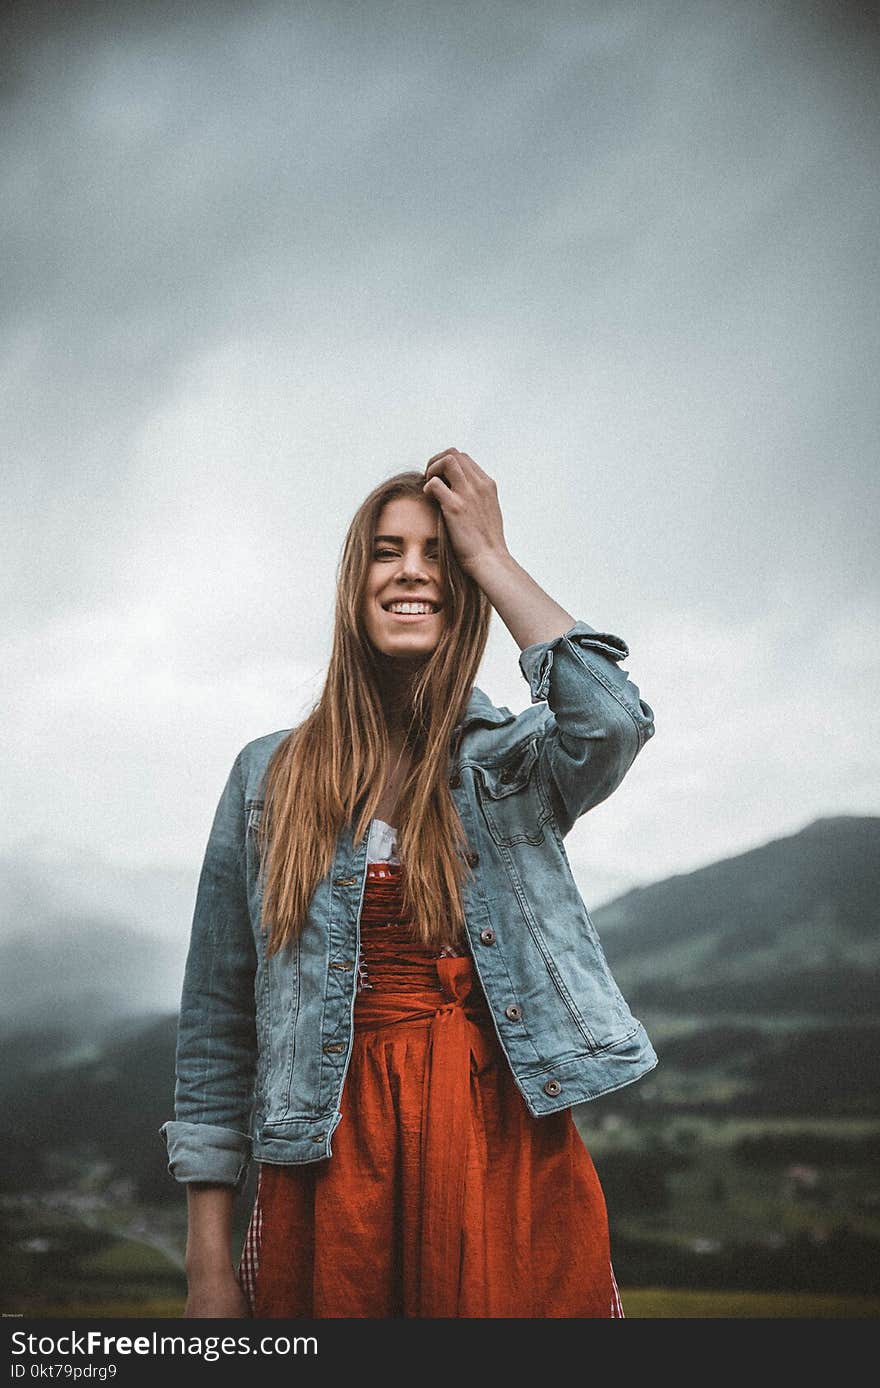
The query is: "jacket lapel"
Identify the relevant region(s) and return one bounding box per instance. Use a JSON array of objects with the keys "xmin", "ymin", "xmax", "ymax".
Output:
[{"xmin": 454, "ymin": 686, "xmax": 517, "ymax": 736}]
